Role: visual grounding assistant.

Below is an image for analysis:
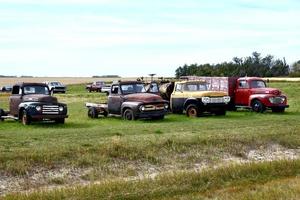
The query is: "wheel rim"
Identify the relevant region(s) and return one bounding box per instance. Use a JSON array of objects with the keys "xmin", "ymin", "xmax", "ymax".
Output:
[
  {"xmin": 187, "ymin": 107, "xmax": 197, "ymax": 117},
  {"xmin": 253, "ymin": 102, "xmax": 261, "ymax": 112}
]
